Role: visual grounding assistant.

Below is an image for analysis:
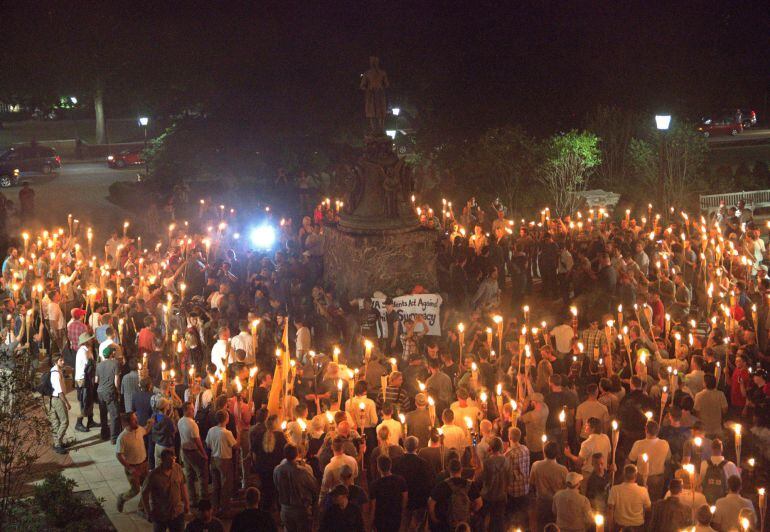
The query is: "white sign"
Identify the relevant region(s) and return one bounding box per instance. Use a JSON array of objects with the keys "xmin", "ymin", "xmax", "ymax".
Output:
[{"xmin": 371, "ymin": 293, "xmax": 443, "ymax": 338}]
